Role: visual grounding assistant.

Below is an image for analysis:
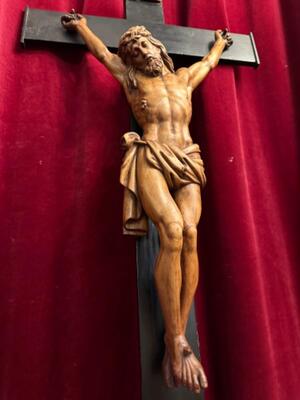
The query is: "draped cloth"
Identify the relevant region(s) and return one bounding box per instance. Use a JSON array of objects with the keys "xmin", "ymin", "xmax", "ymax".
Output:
[{"xmin": 120, "ymin": 132, "xmax": 206, "ymax": 235}]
